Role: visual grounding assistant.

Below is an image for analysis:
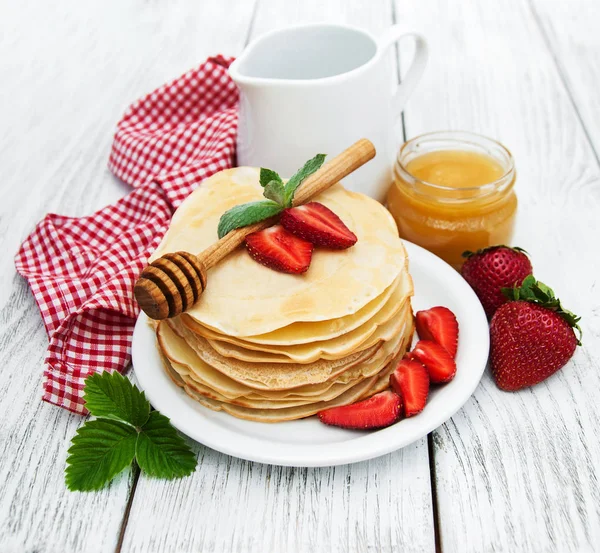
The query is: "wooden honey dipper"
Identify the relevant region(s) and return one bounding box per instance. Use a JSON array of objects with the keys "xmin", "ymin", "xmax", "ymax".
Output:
[{"xmin": 134, "ymin": 138, "xmax": 376, "ymax": 320}]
